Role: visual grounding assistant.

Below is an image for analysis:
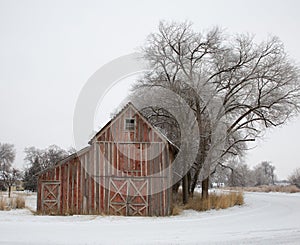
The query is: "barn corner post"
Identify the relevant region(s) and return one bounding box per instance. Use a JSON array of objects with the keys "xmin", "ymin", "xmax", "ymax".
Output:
[{"xmin": 36, "ymin": 175, "xmax": 41, "ymax": 213}]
